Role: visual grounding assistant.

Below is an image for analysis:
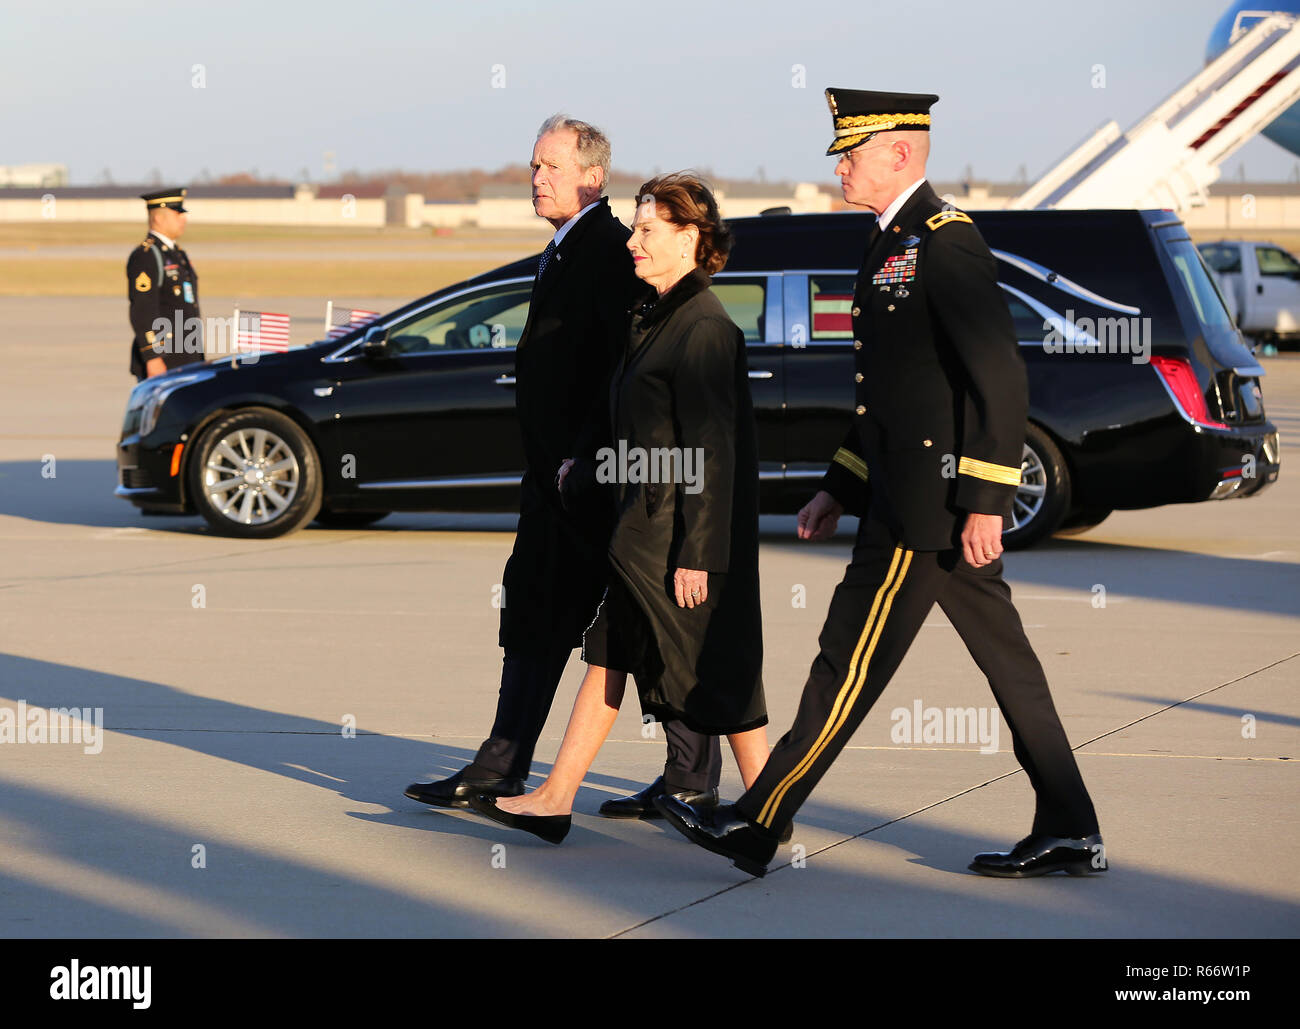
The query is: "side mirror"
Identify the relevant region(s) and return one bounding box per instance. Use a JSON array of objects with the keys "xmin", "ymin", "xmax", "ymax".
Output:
[{"xmin": 362, "ymin": 325, "xmax": 390, "ymax": 357}]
